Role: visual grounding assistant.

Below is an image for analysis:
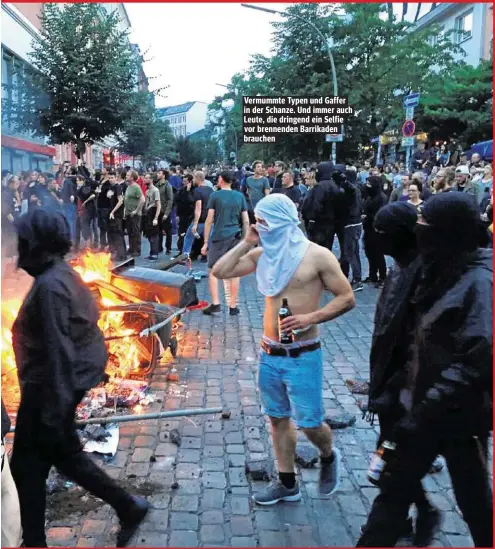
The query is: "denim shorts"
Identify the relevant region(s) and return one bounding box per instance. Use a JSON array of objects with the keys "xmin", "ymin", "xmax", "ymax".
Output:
[{"xmin": 257, "ymin": 347, "xmax": 324, "ymax": 429}]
